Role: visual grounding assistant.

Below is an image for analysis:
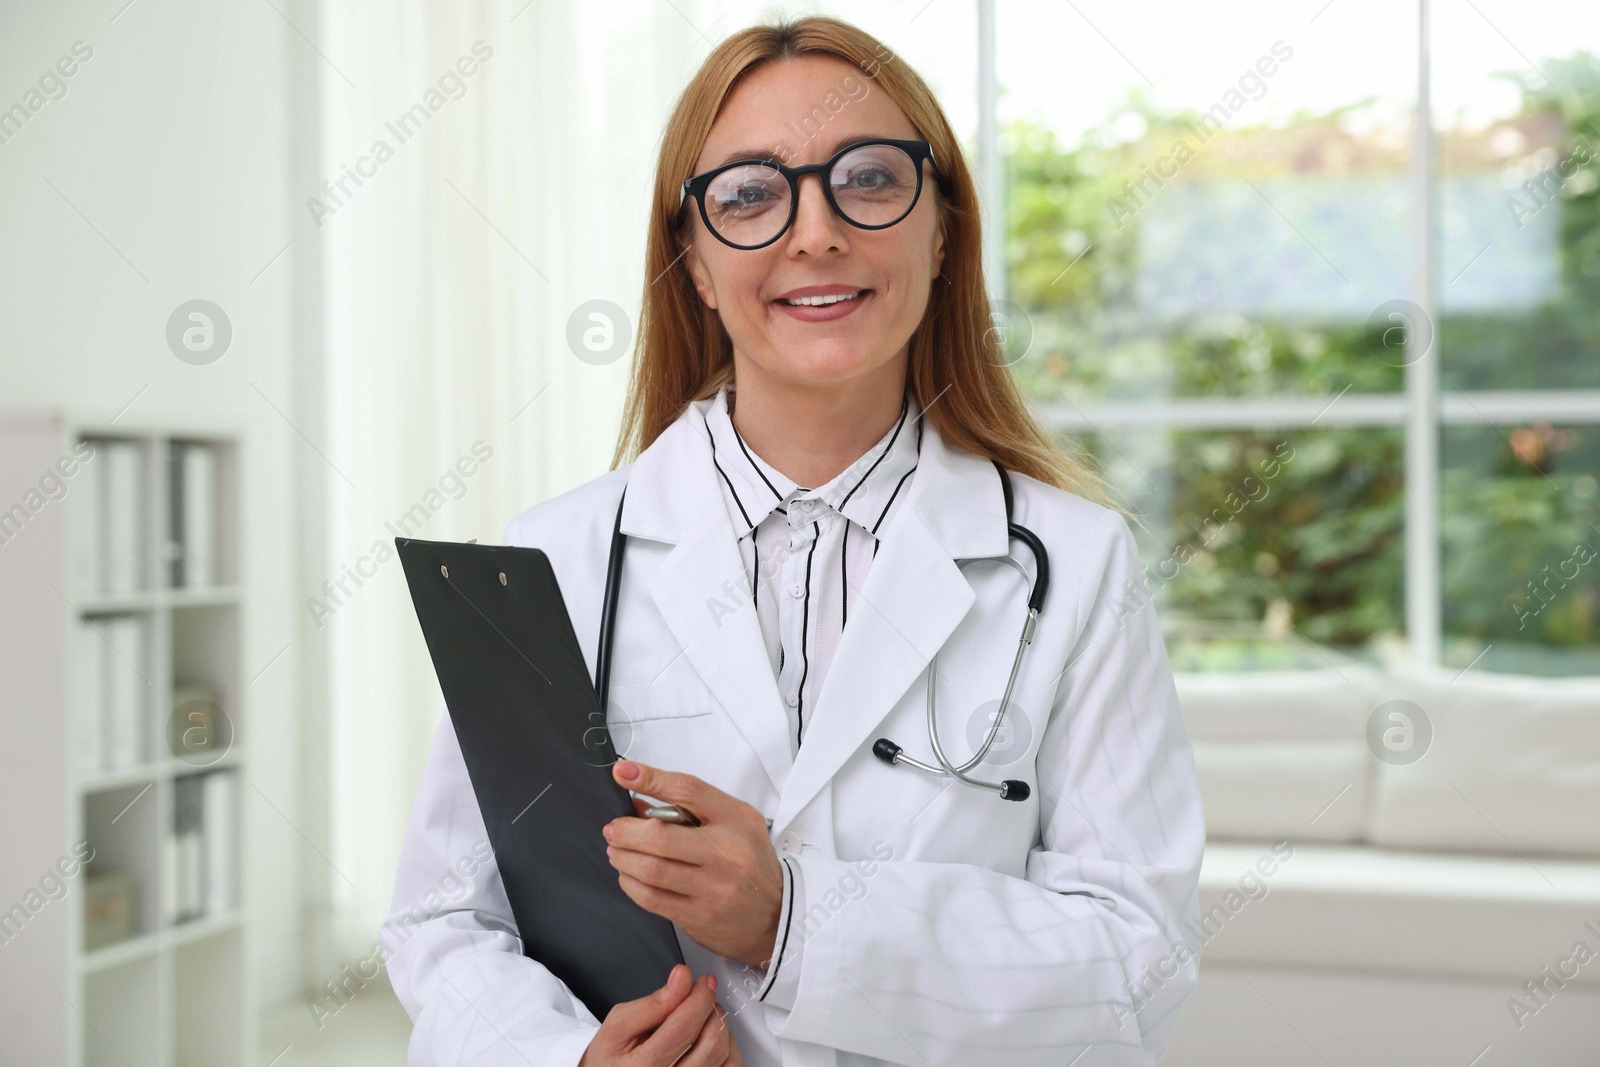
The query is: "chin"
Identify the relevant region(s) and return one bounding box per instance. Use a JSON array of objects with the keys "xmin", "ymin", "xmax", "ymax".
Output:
[{"xmin": 769, "ymin": 344, "xmax": 882, "ymax": 387}]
